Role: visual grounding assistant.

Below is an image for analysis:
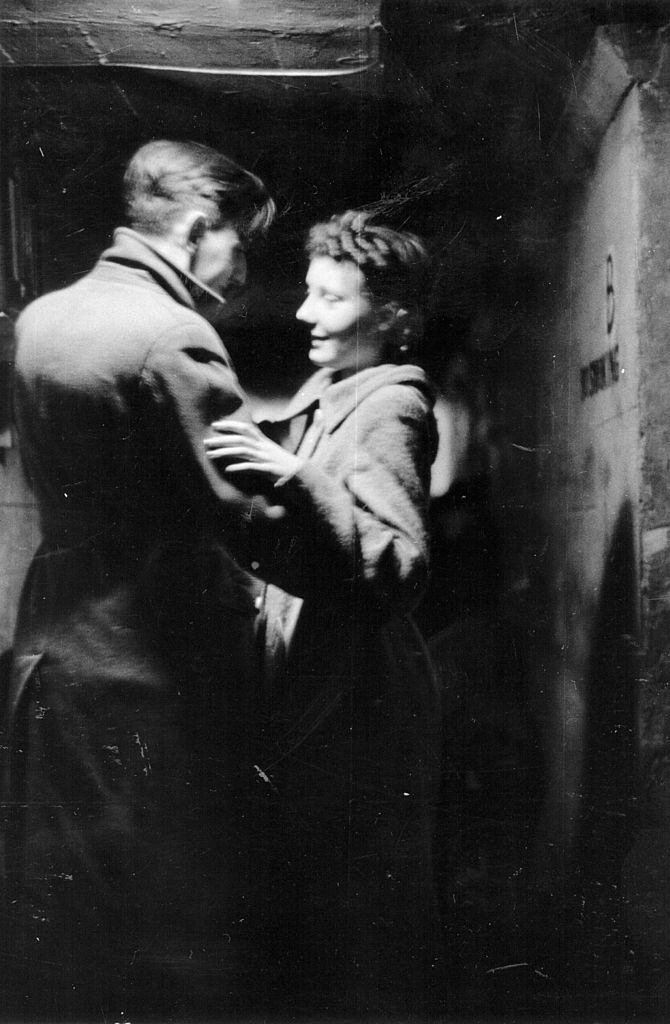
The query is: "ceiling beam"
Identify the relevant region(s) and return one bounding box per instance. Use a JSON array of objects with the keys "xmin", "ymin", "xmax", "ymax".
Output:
[{"xmin": 0, "ymin": 1, "xmax": 381, "ymax": 74}]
